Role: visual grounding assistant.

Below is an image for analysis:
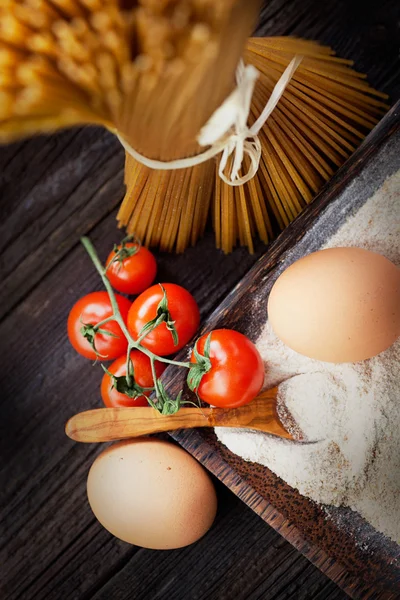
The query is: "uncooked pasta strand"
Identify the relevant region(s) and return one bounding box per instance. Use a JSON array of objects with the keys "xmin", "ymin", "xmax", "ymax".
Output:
[
  {"xmin": 291, "ymin": 80, "xmax": 380, "ymax": 127},
  {"xmin": 177, "ymin": 166, "xmax": 201, "ymax": 252},
  {"xmin": 257, "ymin": 159, "xmax": 289, "ymax": 229},
  {"xmin": 250, "ymin": 169, "xmax": 272, "ymax": 239},
  {"xmin": 279, "ymin": 93, "xmax": 354, "ymax": 157},
  {"xmin": 237, "ymin": 177, "xmax": 254, "ymax": 252},
  {"xmin": 269, "ymin": 119, "xmax": 320, "ymax": 194},
  {"xmin": 146, "ymin": 170, "xmax": 173, "ymax": 247},
  {"xmin": 271, "ymin": 108, "xmax": 334, "ymax": 180},
  {"xmin": 214, "ymin": 164, "xmax": 222, "ymax": 250},
  {"xmin": 261, "ymin": 137, "xmax": 301, "ymax": 221},
  {"xmin": 145, "ymin": 171, "xmax": 170, "ymax": 246},
  {"xmin": 234, "ymin": 185, "xmax": 246, "ymax": 248}
]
